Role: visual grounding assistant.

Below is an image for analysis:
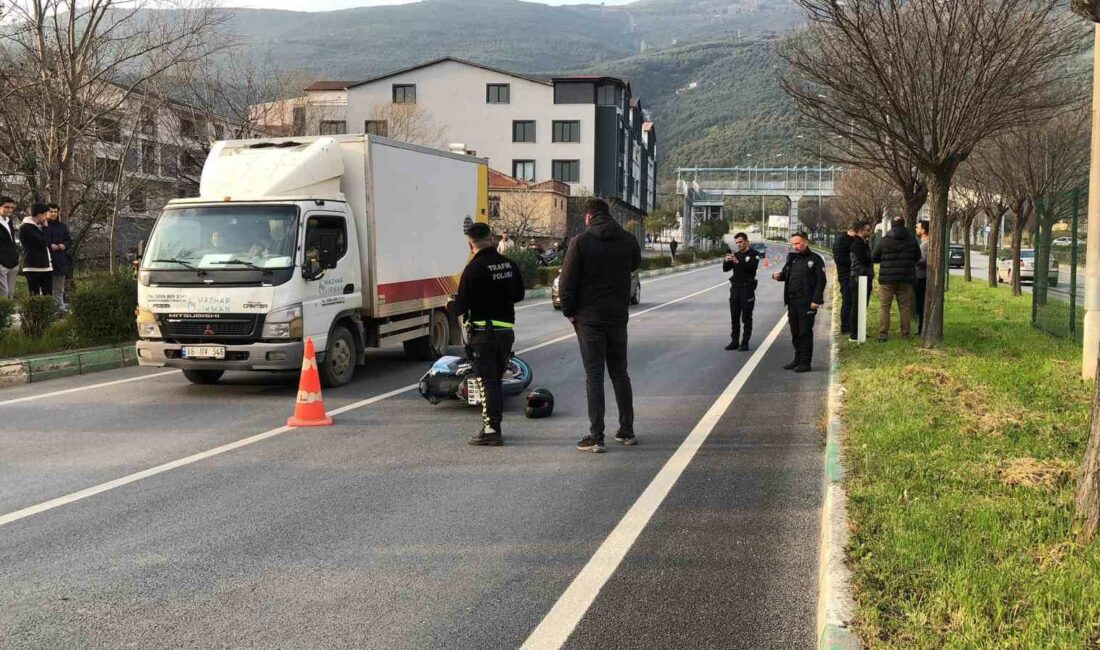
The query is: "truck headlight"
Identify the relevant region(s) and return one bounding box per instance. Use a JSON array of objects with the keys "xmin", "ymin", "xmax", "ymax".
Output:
[
  {"xmin": 136, "ymin": 307, "xmax": 161, "ymax": 338},
  {"xmin": 262, "ymin": 303, "xmax": 303, "ymax": 339}
]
